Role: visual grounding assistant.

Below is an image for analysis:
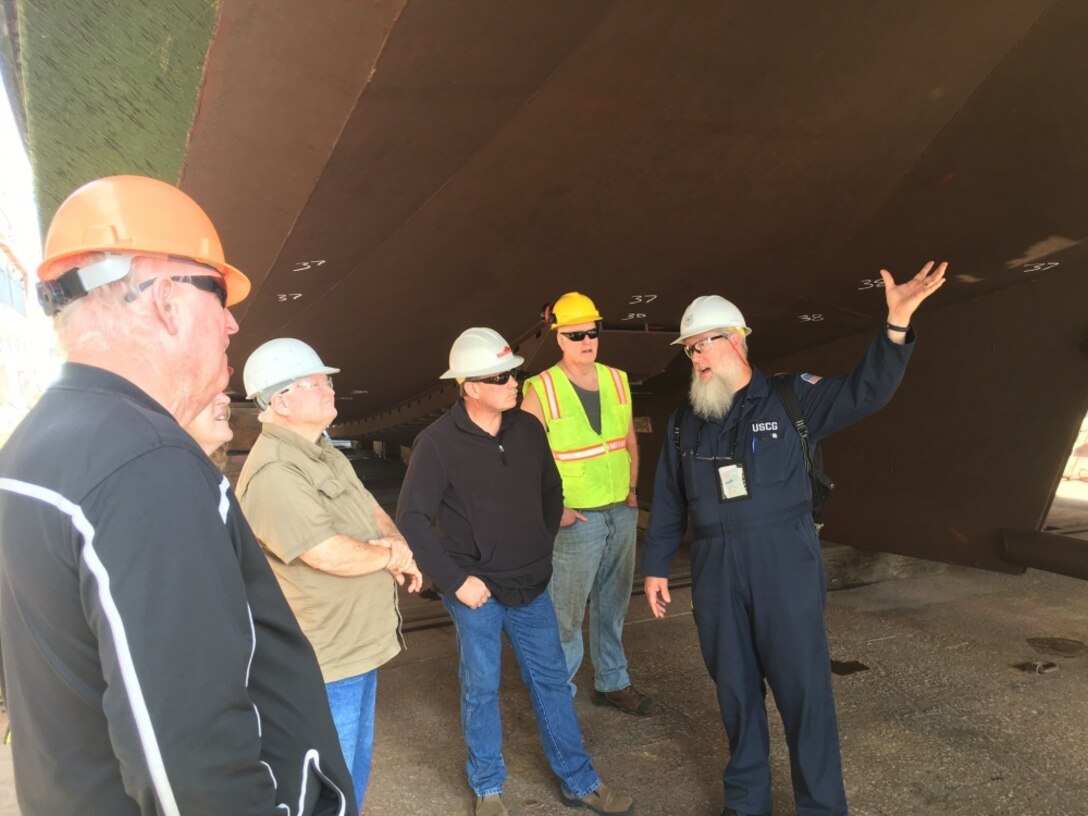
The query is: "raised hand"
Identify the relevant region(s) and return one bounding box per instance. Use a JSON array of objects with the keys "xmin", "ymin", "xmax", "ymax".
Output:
[{"xmin": 880, "ymin": 260, "xmax": 947, "ymax": 326}]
